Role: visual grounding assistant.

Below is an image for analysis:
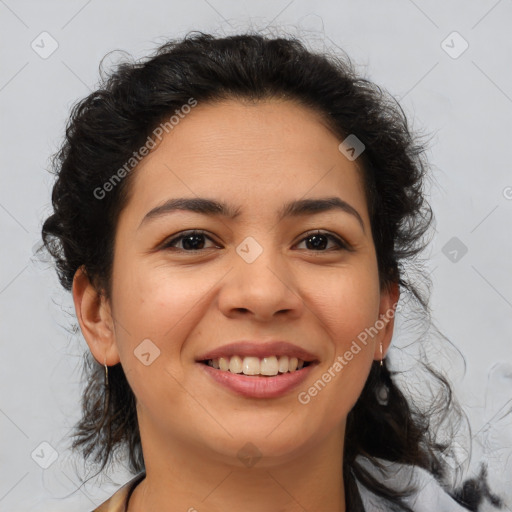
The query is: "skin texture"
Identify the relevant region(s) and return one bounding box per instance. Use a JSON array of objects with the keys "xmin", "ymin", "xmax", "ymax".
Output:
[{"xmin": 73, "ymin": 99, "xmax": 399, "ymax": 512}]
